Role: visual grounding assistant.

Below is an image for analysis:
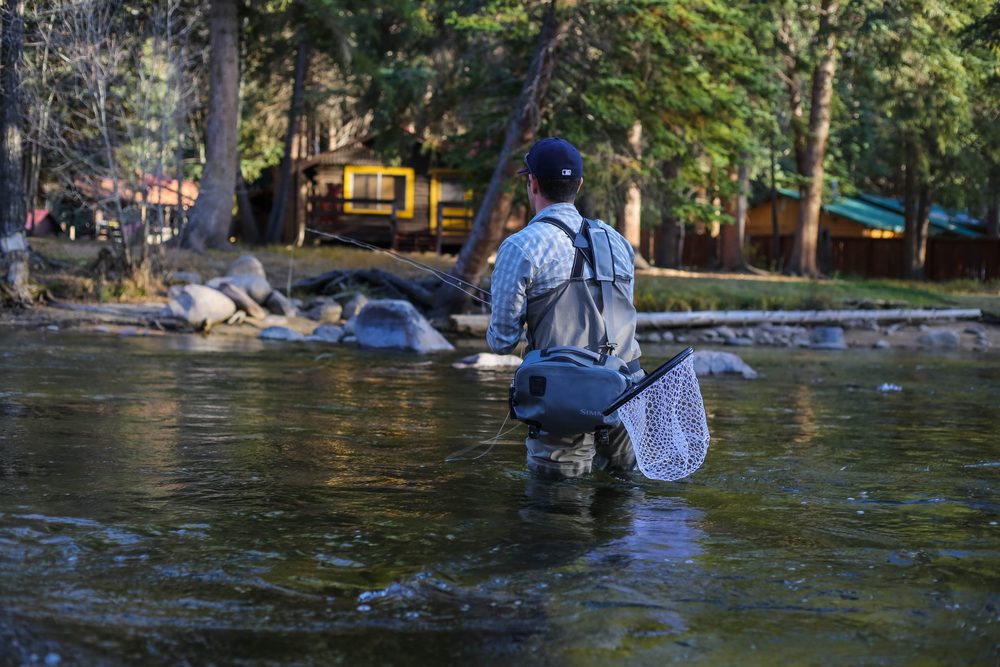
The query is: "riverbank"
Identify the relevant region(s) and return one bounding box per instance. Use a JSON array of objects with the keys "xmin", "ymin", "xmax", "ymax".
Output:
[
  {"xmin": 3, "ymin": 298, "xmax": 996, "ymax": 354},
  {"xmin": 22, "ymin": 238, "xmax": 1000, "ymax": 315},
  {"xmin": 3, "ymin": 239, "xmax": 998, "ymax": 353}
]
